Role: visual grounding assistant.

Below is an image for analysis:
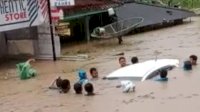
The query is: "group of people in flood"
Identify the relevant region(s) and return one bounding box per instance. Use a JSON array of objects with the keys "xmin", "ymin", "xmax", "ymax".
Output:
[
  {"xmin": 17, "ymin": 54, "xmax": 198, "ymax": 95},
  {"xmin": 118, "ymin": 54, "xmax": 198, "ymax": 82},
  {"xmin": 118, "ymin": 56, "xmax": 139, "ymax": 68},
  {"xmin": 47, "ymin": 55, "xmax": 141, "ymax": 95},
  {"xmin": 49, "ymin": 67, "xmax": 99, "ymax": 96},
  {"xmin": 47, "ymin": 54, "xmax": 198, "ymax": 95}
]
